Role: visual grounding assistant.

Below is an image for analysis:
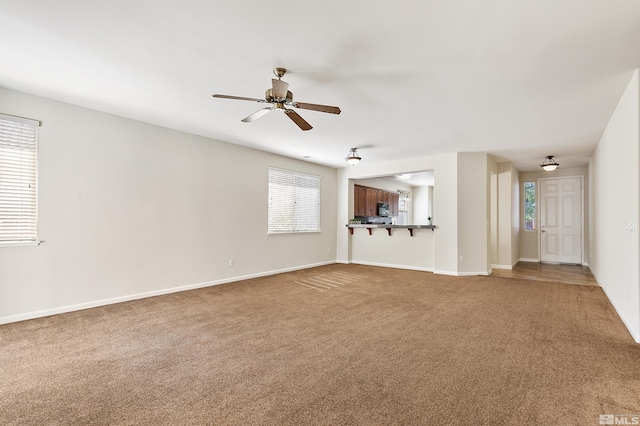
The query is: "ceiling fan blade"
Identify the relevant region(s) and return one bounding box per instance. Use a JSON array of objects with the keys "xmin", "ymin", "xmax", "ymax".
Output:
[
  {"xmin": 292, "ymin": 102, "xmax": 341, "ymax": 115},
  {"xmin": 271, "ymin": 79, "xmax": 289, "ymax": 99},
  {"xmin": 285, "ymin": 109, "xmax": 313, "ymax": 131},
  {"xmin": 242, "ymin": 107, "xmax": 273, "ymax": 122},
  {"xmin": 212, "ymin": 94, "xmax": 266, "ymax": 103}
]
